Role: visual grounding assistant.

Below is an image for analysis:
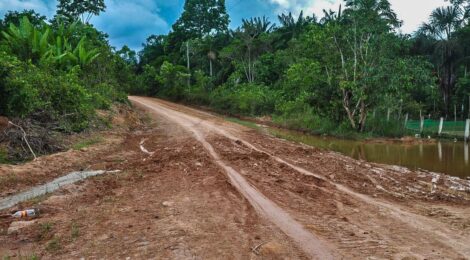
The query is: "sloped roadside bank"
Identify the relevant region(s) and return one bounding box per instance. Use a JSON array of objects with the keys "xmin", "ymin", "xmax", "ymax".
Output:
[
  {"xmin": 0, "ymin": 105, "xmax": 143, "ymax": 198},
  {"xmin": 175, "ymin": 100, "xmax": 435, "ymax": 143},
  {"xmin": 174, "ymin": 102, "xmax": 470, "ymax": 179}
]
